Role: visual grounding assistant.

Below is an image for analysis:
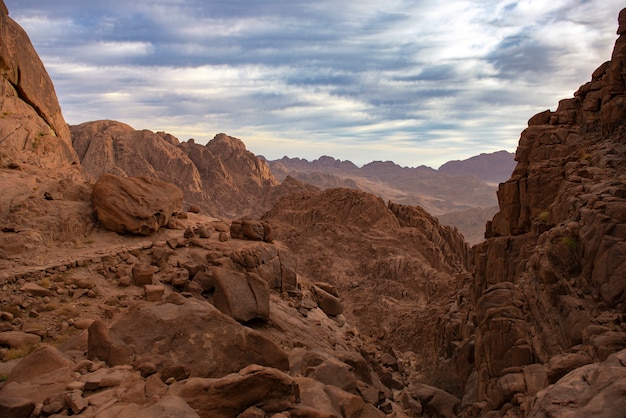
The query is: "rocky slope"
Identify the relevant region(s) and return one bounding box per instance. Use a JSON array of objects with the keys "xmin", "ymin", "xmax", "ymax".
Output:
[
  {"xmin": 263, "ymin": 187, "xmax": 472, "ymax": 397},
  {"xmin": 454, "ymin": 8, "xmax": 626, "ymax": 417}
]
